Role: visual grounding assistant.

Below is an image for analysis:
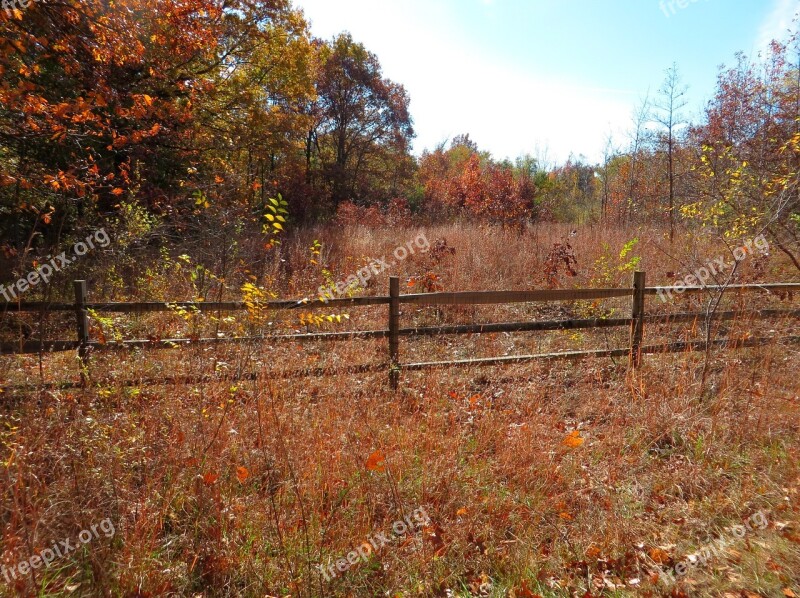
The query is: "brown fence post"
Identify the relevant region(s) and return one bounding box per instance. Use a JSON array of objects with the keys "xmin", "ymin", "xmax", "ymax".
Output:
[
  {"xmin": 389, "ymin": 276, "xmax": 400, "ymax": 389},
  {"xmin": 74, "ymin": 280, "xmax": 89, "ymax": 375},
  {"xmin": 630, "ymin": 271, "xmax": 645, "ymax": 368}
]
